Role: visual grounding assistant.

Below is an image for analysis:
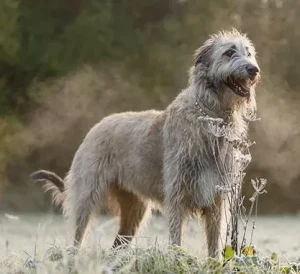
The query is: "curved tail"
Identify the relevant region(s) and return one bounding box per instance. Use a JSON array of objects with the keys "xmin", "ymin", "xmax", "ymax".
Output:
[{"xmin": 30, "ymin": 170, "xmax": 65, "ymax": 207}]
